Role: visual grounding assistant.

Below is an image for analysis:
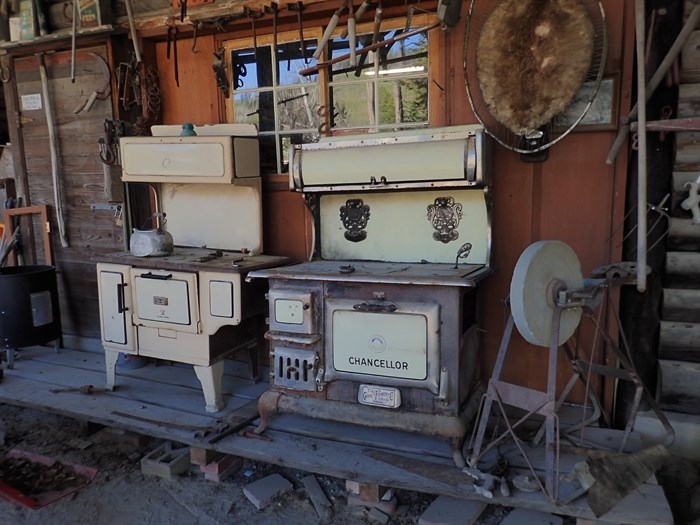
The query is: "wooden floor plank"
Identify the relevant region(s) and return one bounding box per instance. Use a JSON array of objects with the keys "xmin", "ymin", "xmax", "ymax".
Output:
[{"xmin": 0, "ymin": 346, "xmax": 674, "ymax": 525}]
